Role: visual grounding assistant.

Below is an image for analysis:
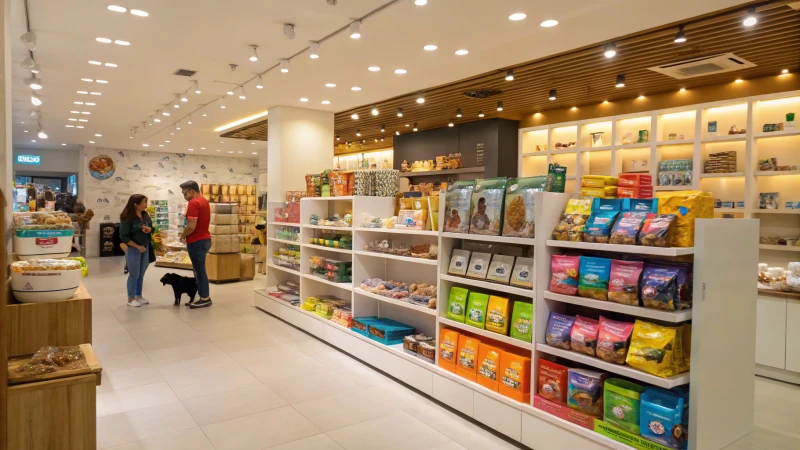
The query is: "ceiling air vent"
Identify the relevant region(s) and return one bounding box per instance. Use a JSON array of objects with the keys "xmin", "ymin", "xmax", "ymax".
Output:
[
  {"xmin": 464, "ymin": 89, "xmax": 503, "ymax": 99},
  {"xmin": 173, "ymin": 68, "xmax": 197, "ymax": 77},
  {"xmin": 648, "ymin": 53, "xmax": 756, "ymax": 79}
]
